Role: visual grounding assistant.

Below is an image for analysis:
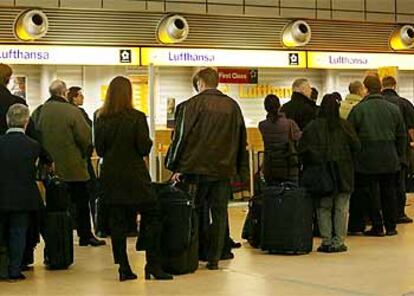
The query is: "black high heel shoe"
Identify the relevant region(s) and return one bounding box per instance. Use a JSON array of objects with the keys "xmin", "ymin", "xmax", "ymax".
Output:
[
  {"xmin": 144, "ymin": 265, "xmax": 173, "ymax": 280},
  {"xmin": 118, "ymin": 269, "xmax": 137, "ymax": 282}
]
